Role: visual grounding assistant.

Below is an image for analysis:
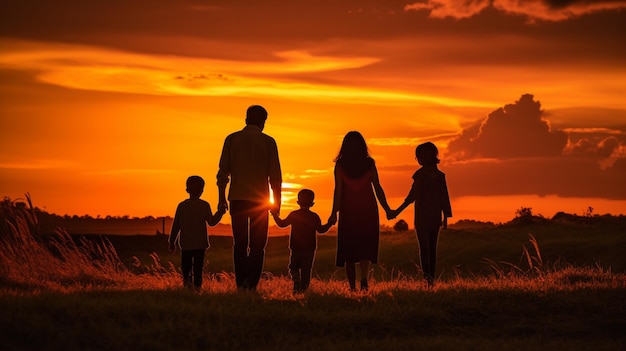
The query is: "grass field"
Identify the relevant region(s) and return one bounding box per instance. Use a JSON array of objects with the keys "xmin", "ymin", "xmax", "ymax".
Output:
[
  {"xmin": 107, "ymin": 215, "xmax": 626, "ymax": 282},
  {"xmin": 1, "ymin": 197, "xmax": 625, "ymax": 350}
]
